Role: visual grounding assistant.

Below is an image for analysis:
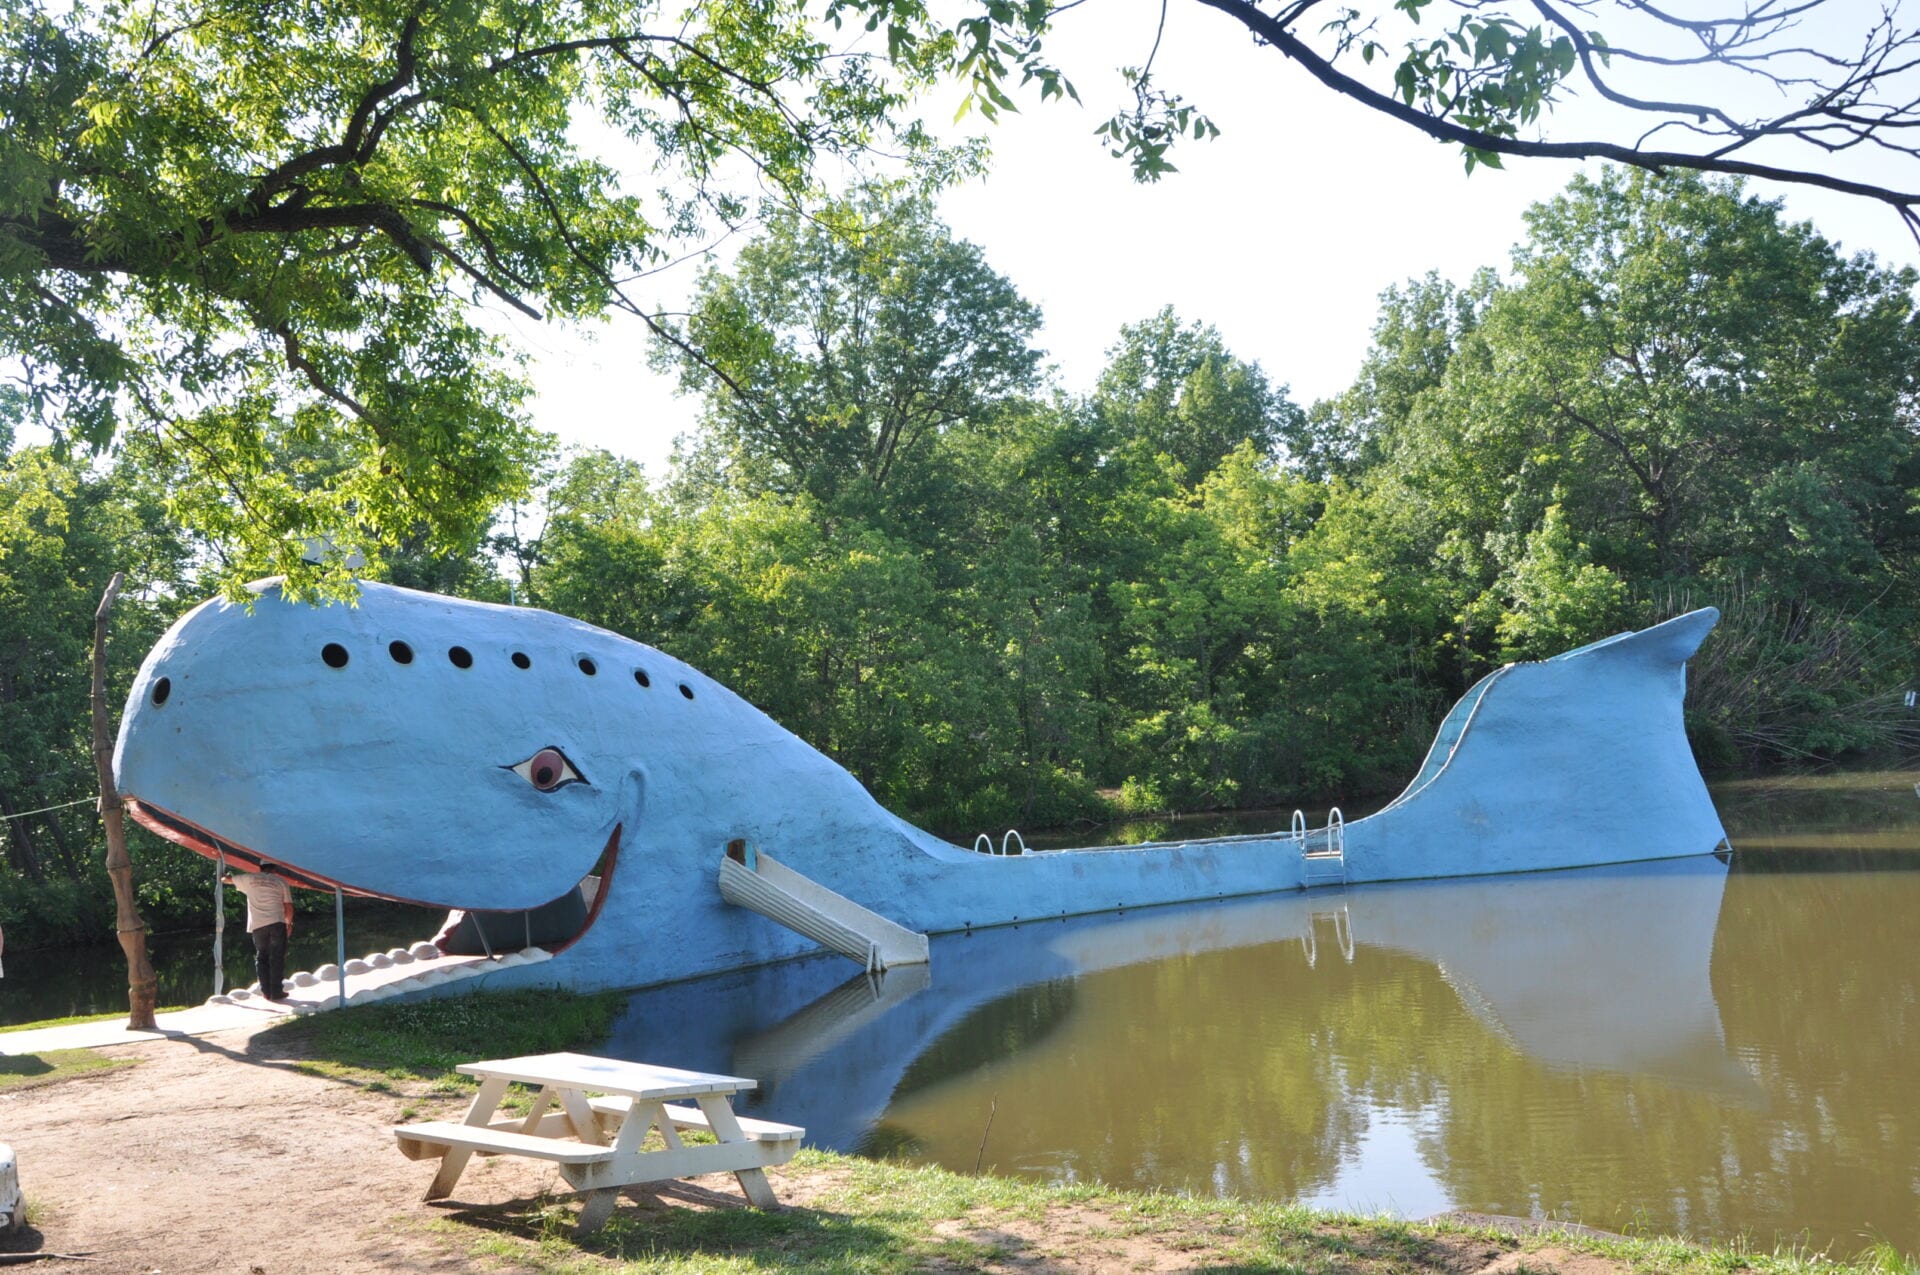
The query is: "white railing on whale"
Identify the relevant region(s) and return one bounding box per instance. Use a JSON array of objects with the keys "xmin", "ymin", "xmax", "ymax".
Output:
[{"xmin": 1374, "ymin": 663, "xmax": 1514, "ymax": 818}]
